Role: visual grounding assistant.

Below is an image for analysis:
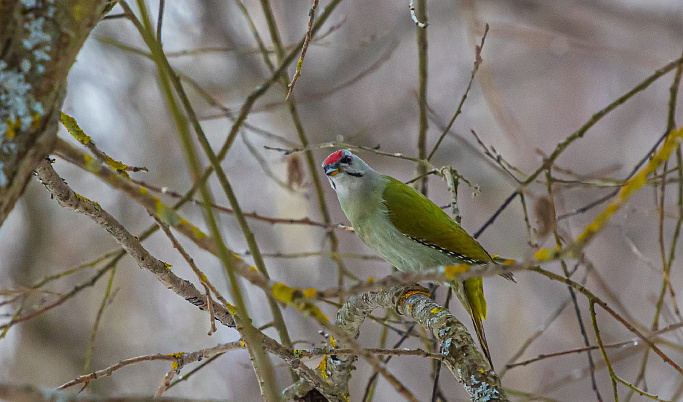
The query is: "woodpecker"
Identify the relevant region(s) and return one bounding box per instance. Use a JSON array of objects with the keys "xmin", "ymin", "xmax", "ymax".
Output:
[{"xmin": 323, "ymin": 149, "xmax": 511, "ymax": 368}]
